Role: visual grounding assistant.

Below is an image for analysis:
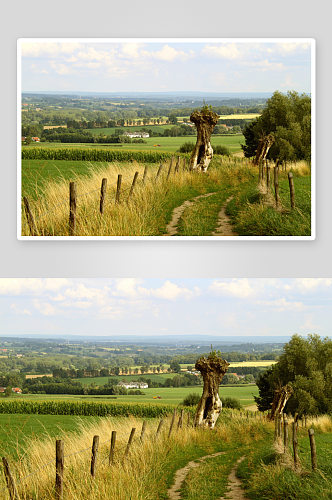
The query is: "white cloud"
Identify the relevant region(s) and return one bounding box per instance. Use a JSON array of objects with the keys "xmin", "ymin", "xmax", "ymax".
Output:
[
  {"xmin": 293, "ymin": 278, "xmax": 332, "ymax": 292},
  {"xmin": 32, "ymin": 300, "xmax": 59, "ymax": 316},
  {"xmin": 255, "ymin": 297, "xmax": 307, "ymax": 312},
  {"xmin": 11, "ymin": 303, "xmax": 32, "ymax": 316},
  {"xmin": 143, "ymin": 281, "xmax": 196, "ymax": 301},
  {"xmin": 209, "ymin": 279, "xmax": 256, "ymax": 298},
  {"xmin": 300, "ymin": 314, "xmax": 322, "ymax": 330},
  {"xmin": 242, "ymin": 59, "xmax": 286, "ymax": 72},
  {"xmin": 21, "ymin": 42, "xmax": 81, "ymax": 58},
  {"xmin": 0, "ymin": 278, "xmax": 70, "ymax": 296},
  {"xmin": 202, "ymin": 43, "xmax": 243, "ymax": 60}
]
